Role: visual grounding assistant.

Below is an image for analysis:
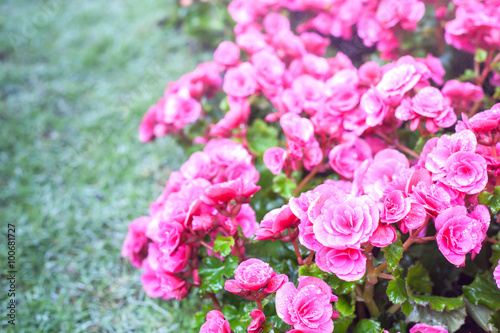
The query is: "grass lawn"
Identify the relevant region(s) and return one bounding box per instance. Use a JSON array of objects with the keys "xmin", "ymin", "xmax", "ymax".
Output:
[{"xmin": 0, "ymin": 0, "xmax": 213, "ymax": 331}]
